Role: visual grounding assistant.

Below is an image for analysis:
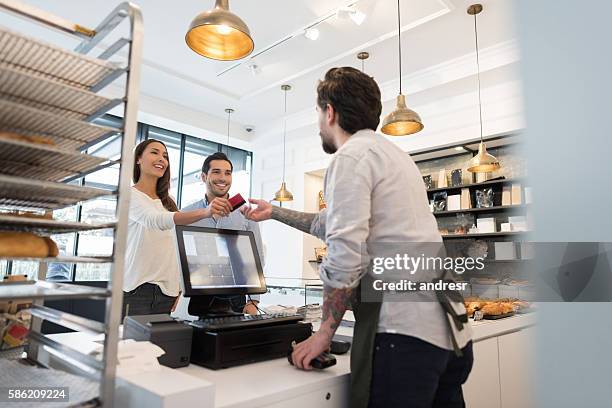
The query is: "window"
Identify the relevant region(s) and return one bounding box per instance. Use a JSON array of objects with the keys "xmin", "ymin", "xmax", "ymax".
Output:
[
  {"xmin": 47, "ymin": 205, "xmax": 79, "ymax": 281},
  {"xmin": 146, "ymin": 126, "xmax": 182, "ymax": 204},
  {"xmin": 1, "ymin": 115, "xmax": 252, "ymax": 281},
  {"xmin": 75, "ymin": 197, "xmax": 116, "ymax": 281},
  {"xmin": 0, "ymin": 261, "xmax": 8, "ymax": 280},
  {"xmin": 180, "ymin": 136, "xmax": 218, "ymax": 208},
  {"xmin": 225, "ymin": 146, "xmax": 252, "ymax": 200}
]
